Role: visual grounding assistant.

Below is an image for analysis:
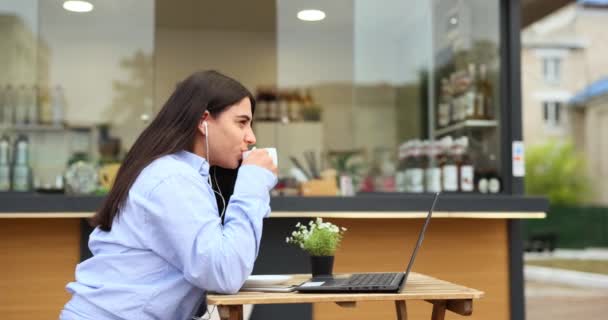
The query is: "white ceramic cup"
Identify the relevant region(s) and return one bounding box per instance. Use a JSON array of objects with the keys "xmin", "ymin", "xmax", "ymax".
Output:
[{"xmin": 242, "ymin": 147, "xmax": 278, "ymax": 166}]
